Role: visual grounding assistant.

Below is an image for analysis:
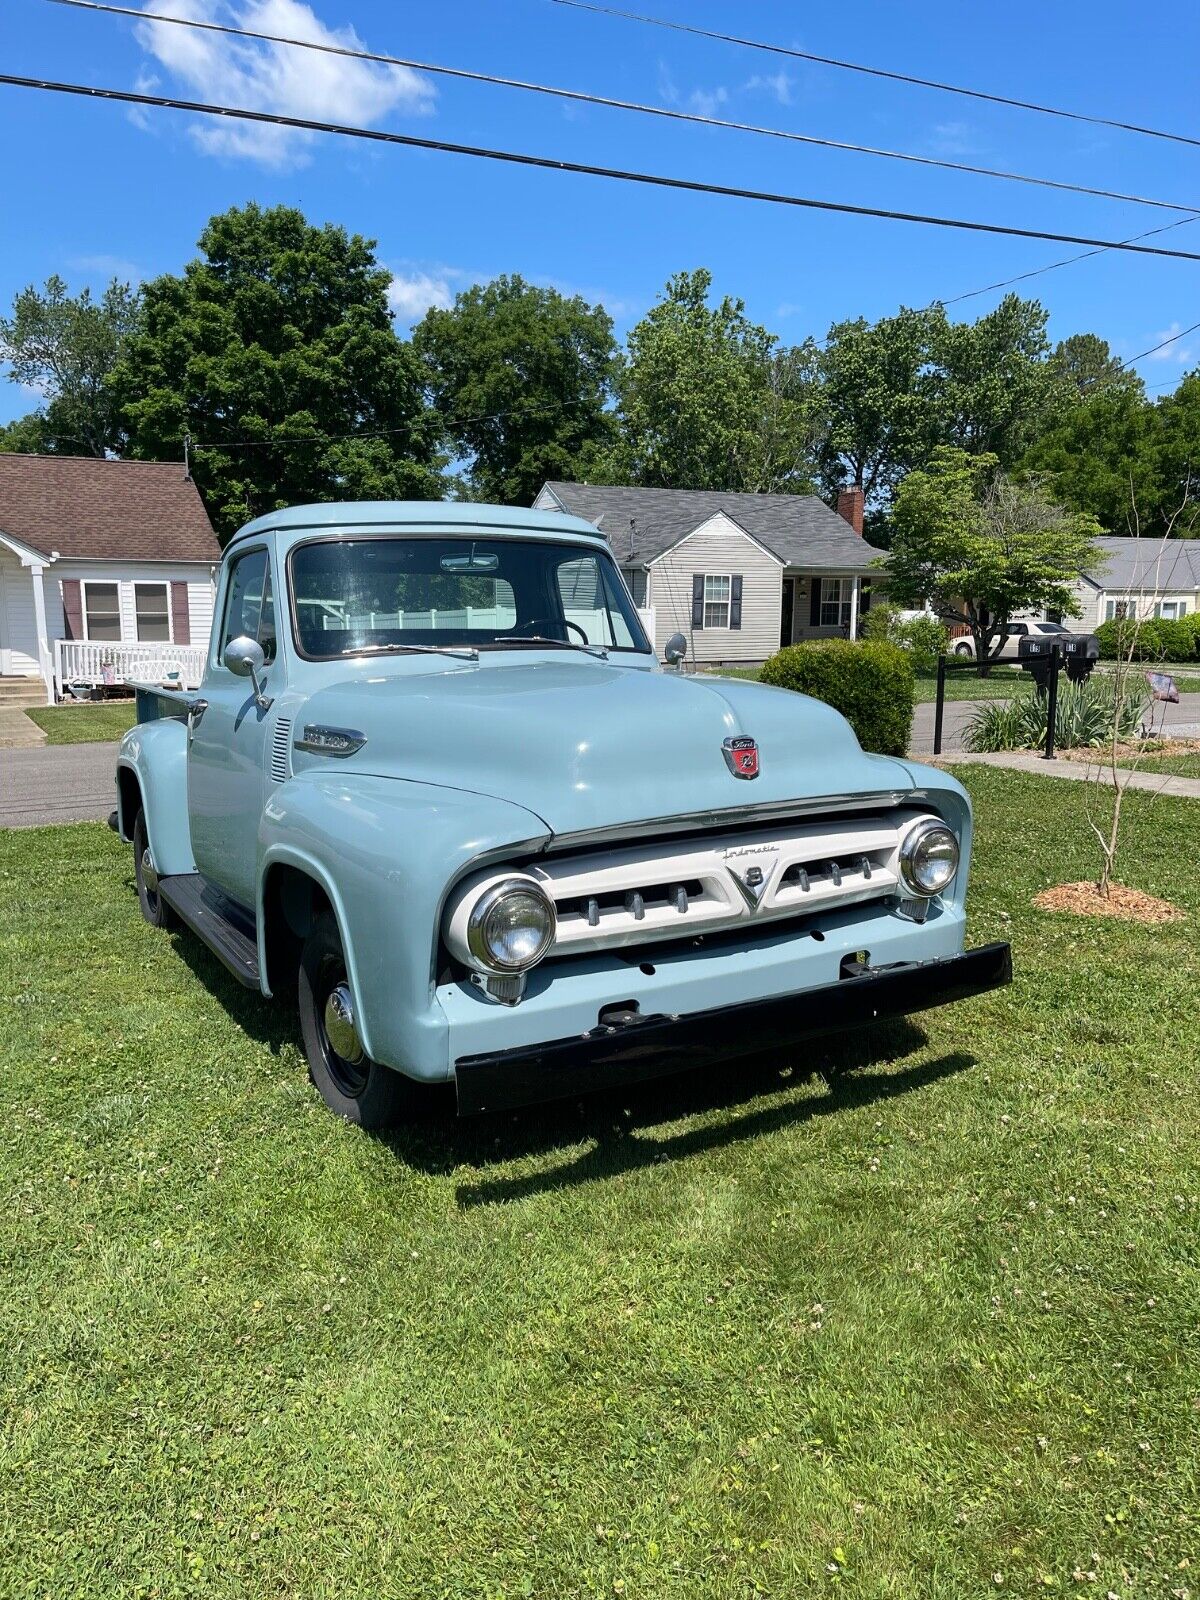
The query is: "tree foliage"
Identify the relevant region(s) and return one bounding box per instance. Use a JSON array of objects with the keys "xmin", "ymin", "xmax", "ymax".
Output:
[
  {"xmin": 887, "ymin": 447, "xmax": 1103, "ymax": 672},
  {"xmin": 413, "ymin": 274, "xmax": 618, "ymax": 505},
  {"xmin": 114, "ymin": 205, "xmax": 442, "ymax": 542},
  {"xmin": 609, "ymin": 269, "xmax": 817, "ymax": 492},
  {"xmin": 0, "ymin": 274, "xmax": 141, "ymax": 456}
]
